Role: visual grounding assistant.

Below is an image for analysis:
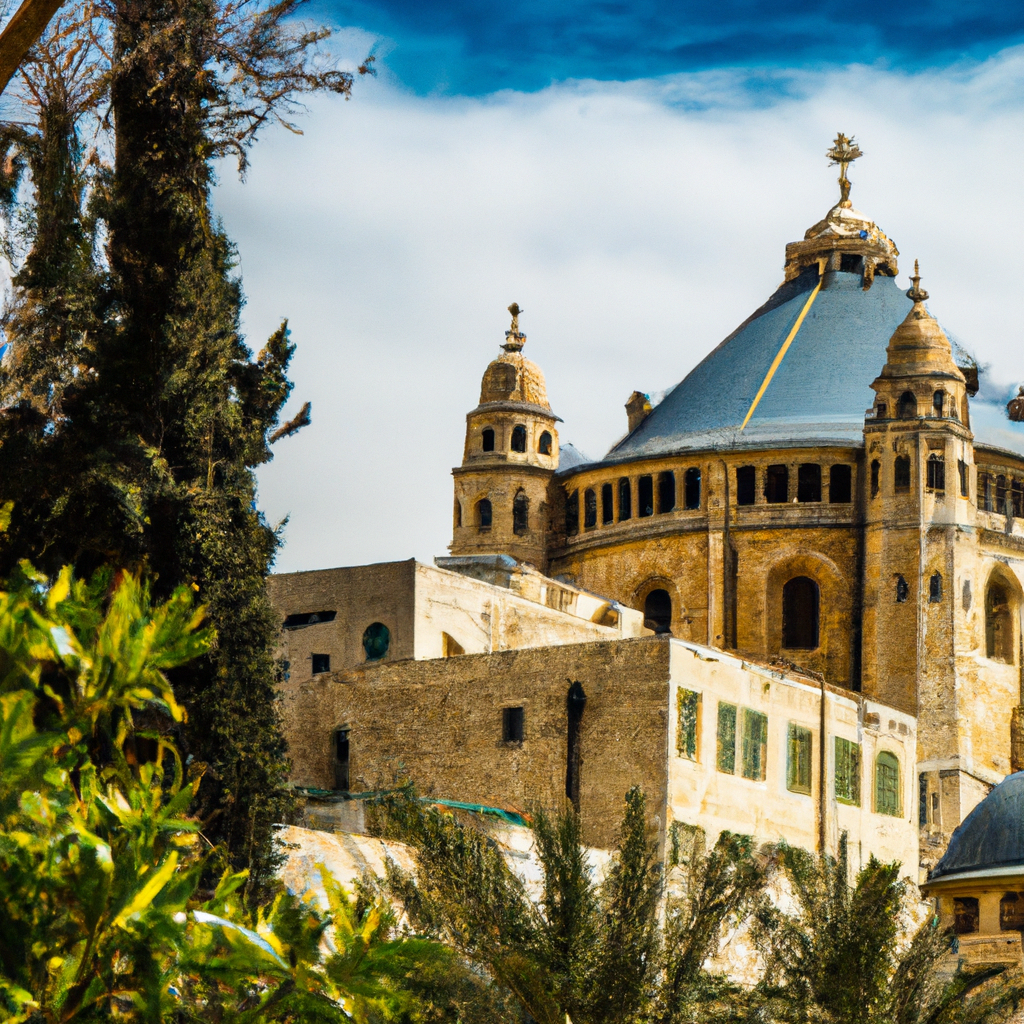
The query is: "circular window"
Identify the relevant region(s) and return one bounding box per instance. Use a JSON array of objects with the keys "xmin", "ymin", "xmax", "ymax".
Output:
[{"xmin": 362, "ymin": 622, "xmax": 391, "ymax": 661}]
